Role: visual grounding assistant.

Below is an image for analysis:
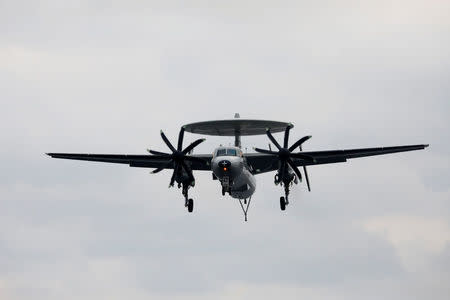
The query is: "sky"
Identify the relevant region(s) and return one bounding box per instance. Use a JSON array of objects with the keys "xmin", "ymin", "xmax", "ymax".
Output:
[{"xmin": 1, "ymin": 0, "xmax": 449, "ymax": 299}]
